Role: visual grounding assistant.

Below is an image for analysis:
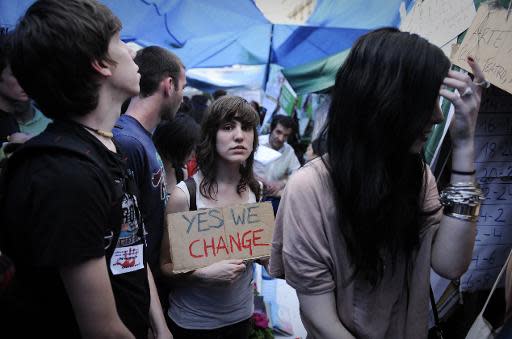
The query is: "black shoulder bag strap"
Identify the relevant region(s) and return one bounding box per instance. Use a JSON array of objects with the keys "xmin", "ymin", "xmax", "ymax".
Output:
[
  {"xmin": 429, "ymin": 285, "xmax": 445, "ymax": 339},
  {"xmin": 184, "ymin": 177, "xmax": 197, "ymax": 211}
]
